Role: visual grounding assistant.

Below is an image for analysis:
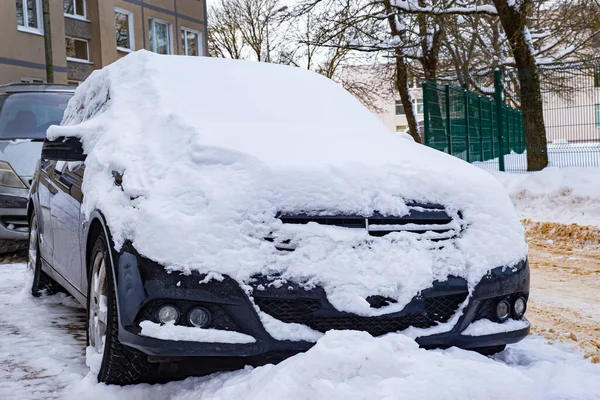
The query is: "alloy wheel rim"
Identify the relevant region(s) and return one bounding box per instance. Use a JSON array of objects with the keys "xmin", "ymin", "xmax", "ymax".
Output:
[
  {"xmin": 89, "ymin": 251, "xmax": 108, "ymax": 354},
  {"xmin": 27, "ymin": 218, "xmax": 38, "ymax": 272}
]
